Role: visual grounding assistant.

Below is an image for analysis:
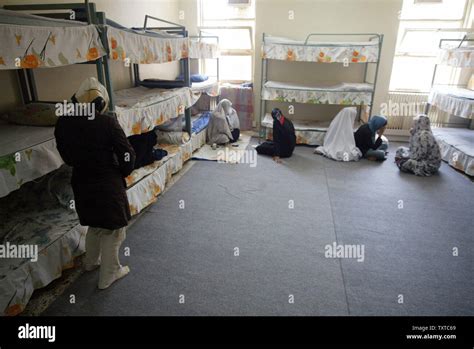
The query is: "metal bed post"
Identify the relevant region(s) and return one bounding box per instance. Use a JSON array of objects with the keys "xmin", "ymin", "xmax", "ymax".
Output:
[
  {"xmin": 259, "ymin": 32, "xmax": 268, "ymax": 143},
  {"xmin": 183, "ymin": 29, "xmax": 192, "ymax": 136},
  {"xmin": 139, "ymin": 14, "xmax": 192, "ymax": 134},
  {"xmin": 367, "ymin": 34, "xmax": 383, "ymax": 121},
  {"xmin": 5, "ymin": 1, "xmax": 109, "ymax": 108},
  {"xmin": 96, "ymin": 11, "xmax": 115, "ymax": 112},
  {"xmin": 427, "ymin": 36, "xmax": 474, "ymax": 115}
]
